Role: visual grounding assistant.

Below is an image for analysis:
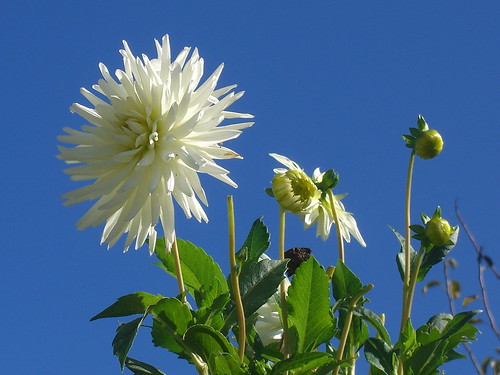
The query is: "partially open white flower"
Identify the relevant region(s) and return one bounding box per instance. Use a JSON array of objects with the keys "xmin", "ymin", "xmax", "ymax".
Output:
[
  {"xmin": 303, "ymin": 168, "xmax": 366, "ymax": 246},
  {"xmin": 269, "ymin": 153, "xmax": 318, "ymax": 214},
  {"xmin": 58, "ymin": 35, "xmax": 253, "ymax": 253}
]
